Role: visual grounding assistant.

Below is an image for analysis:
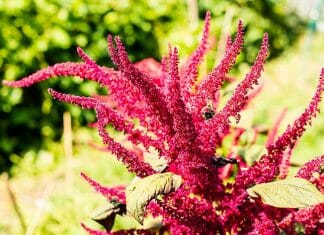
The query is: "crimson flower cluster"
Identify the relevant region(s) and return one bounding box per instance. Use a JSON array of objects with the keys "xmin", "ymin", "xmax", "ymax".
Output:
[{"xmin": 4, "ymin": 12, "xmax": 324, "ymax": 234}]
